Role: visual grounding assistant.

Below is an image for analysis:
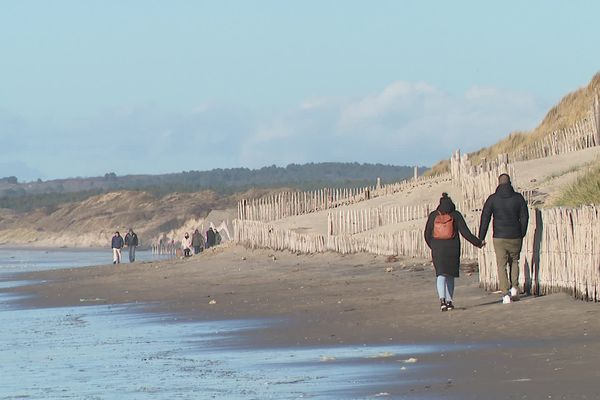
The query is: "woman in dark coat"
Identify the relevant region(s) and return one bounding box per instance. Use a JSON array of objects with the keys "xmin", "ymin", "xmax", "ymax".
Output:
[{"xmin": 424, "ymin": 193, "xmax": 484, "ymax": 311}]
